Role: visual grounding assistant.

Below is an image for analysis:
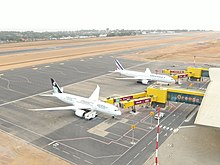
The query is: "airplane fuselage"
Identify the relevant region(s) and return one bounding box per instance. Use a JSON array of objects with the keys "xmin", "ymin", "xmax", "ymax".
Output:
[
  {"xmin": 116, "ymin": 69, "xmax": 175, "ymax": 84},
  {"xmin": 54, "ymin": 93, "xmax": 121, "ymax": 116}
]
